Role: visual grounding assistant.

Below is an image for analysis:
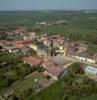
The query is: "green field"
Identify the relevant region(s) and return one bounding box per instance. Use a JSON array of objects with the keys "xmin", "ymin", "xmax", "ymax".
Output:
[
  {"xmin": 9, "ymin": 74, "xmax": 35, "ymax": 93},
  {"xmin": 0, "ymin": 11, "xmax": 97, "ymax": 43},
  {"xmin": 3, "ymin": 72, "xmax": 44, "ymax": 99}
]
